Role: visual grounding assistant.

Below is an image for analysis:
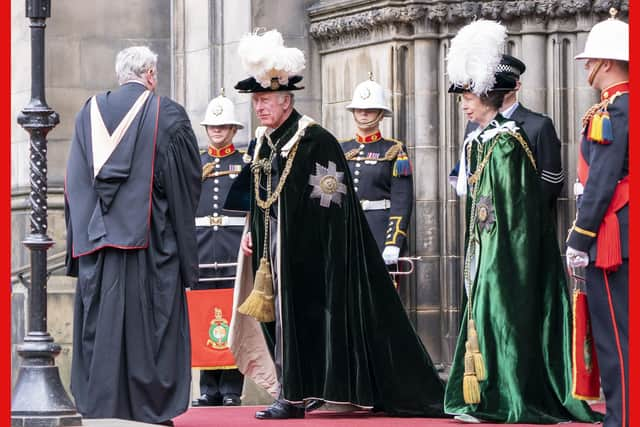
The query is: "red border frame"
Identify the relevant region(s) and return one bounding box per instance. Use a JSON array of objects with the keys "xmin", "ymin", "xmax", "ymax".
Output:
[
  {"xmin": 628, "ymin": 5, "xmax": 637, "ymax": 425},
  {"xmin": 1, "ymin": 4, "xmax": 636, "ymax": 426}
]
